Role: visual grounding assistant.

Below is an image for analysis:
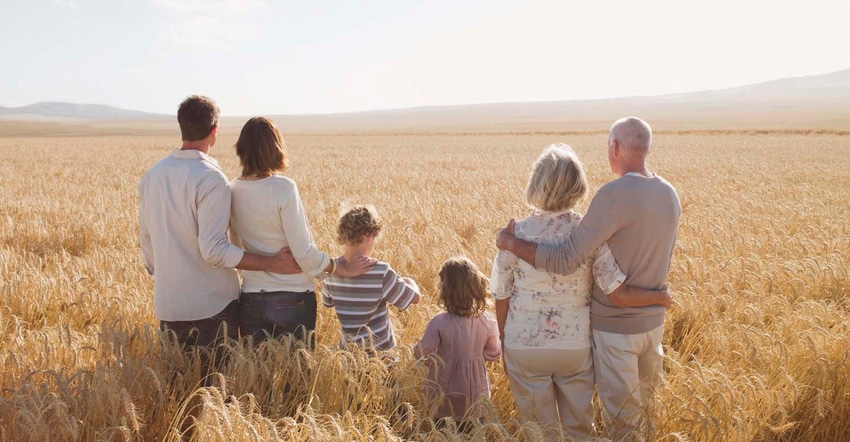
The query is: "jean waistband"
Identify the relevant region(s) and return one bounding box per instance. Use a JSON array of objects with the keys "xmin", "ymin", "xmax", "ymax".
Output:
[{"xmin": 240, "ymin": 290, "xmax": 315, "ymax": 301}]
